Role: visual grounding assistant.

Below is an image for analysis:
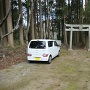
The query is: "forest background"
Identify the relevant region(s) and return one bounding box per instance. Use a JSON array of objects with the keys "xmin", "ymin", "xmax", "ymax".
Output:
[{"xmin": 0, "ymin": 0, "xmax": 90, "ymax": 68}]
